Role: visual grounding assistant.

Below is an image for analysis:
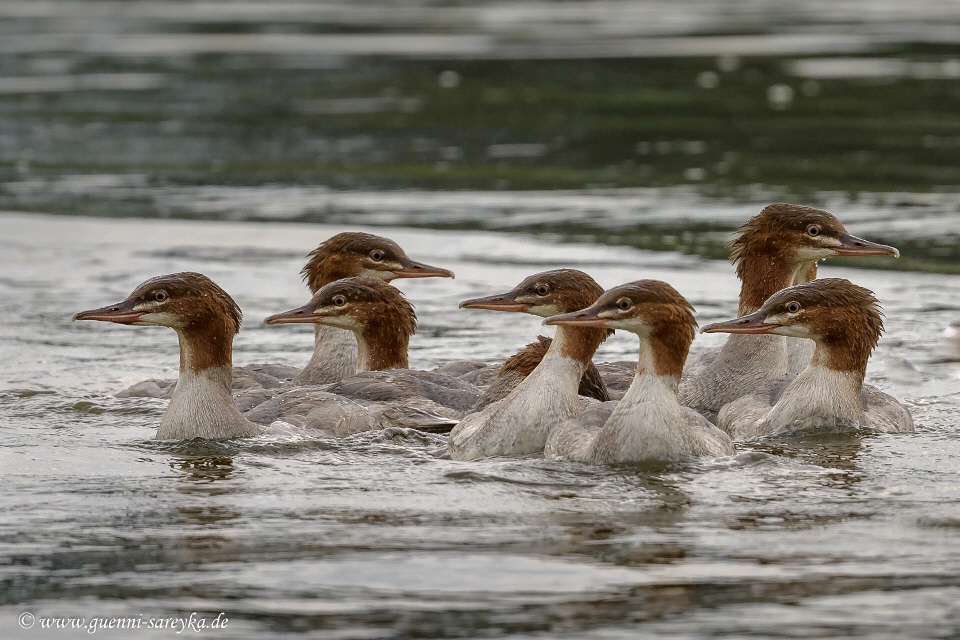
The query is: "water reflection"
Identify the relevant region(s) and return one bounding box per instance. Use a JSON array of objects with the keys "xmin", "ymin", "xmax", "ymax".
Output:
[
  {"xmin": 753, "ymin": 433, "xmax": 864, "ymax": 474},
  {"xmin": 174, "ymin": 505, "xmax": 243, "ymax": 565},
  {"xmin": 170, "ymin": 455, "xmax": 238, "ymax": 495},
  {"xmin": 176, "ymin": 505, "xmax": 240, "ymax": 527},
  {"xmin": 167, "ymin": 458, "xmax": 243, "ymax": 564},
  {"xmin": 550, "ymin": 467, "xmax": 693, "ymax": 567}
]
